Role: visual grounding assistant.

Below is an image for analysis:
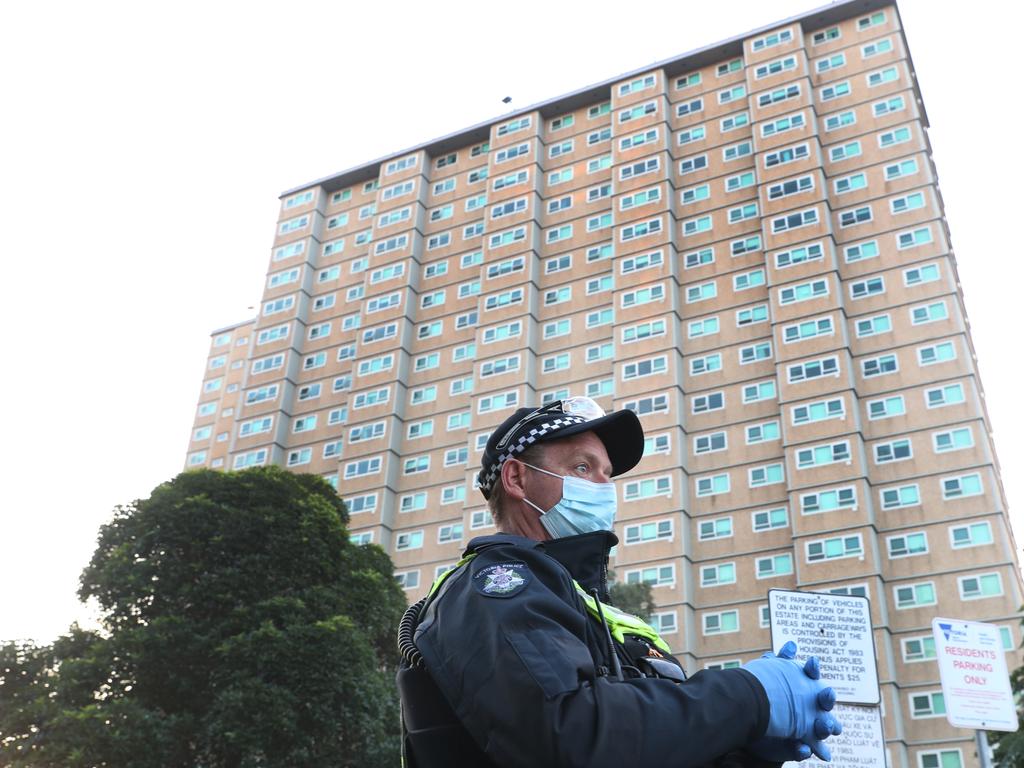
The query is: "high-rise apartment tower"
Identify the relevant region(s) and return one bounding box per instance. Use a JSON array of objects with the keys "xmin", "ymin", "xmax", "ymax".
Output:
[{"xmin": 186, "ymin": 2, "xmax": 1022, "ymax": 765}]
